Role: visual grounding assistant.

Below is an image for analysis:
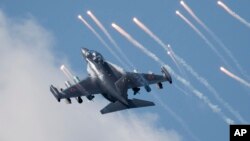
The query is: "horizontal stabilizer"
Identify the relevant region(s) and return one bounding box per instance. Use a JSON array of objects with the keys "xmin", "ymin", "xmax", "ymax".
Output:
[{"xmin": 100, "ymin": 98, "xmax": 155, "ymax": 114}]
